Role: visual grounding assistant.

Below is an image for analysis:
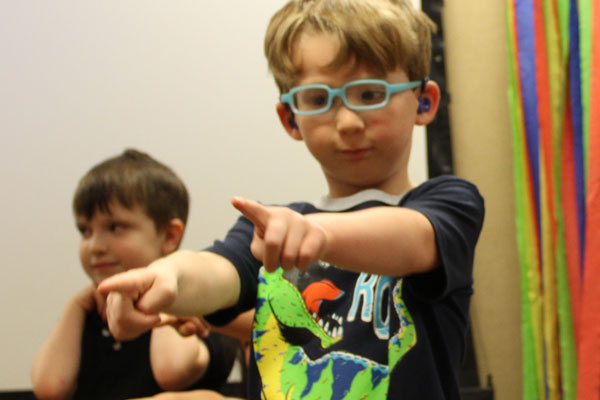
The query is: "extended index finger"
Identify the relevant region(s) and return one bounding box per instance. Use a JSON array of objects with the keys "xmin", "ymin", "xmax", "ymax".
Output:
[
  {"xmin": 97, "ymin": 268, "xmax": 154, "ymax": 297},
  {"xmin": 231, "ymin": 196, "xmax": 268, "ymax": 233}
]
